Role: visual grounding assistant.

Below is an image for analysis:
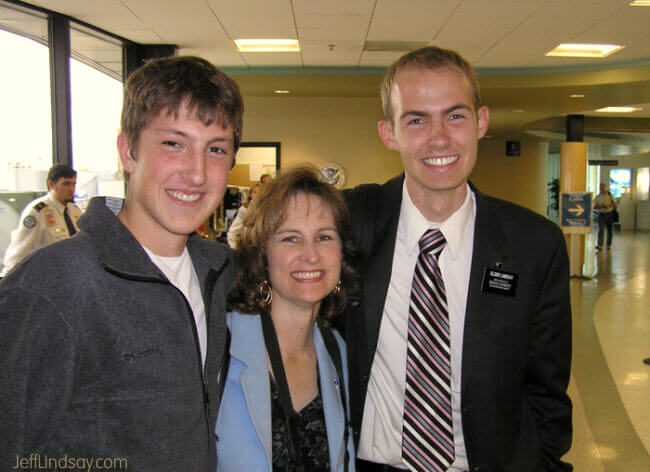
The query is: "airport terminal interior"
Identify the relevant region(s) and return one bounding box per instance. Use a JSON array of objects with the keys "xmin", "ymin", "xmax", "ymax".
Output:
[{"xmin": 1, "ymin": 0, "xmax": 648, "ymax": 470}]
